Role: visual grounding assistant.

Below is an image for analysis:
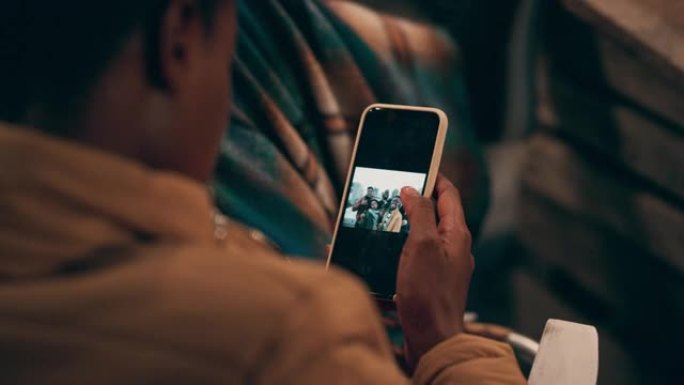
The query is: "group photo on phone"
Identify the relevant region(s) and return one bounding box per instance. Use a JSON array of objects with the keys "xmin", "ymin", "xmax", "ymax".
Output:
[{"xmin": 342, "ymin": 167, "xmax": 426, "ymax": 234}]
